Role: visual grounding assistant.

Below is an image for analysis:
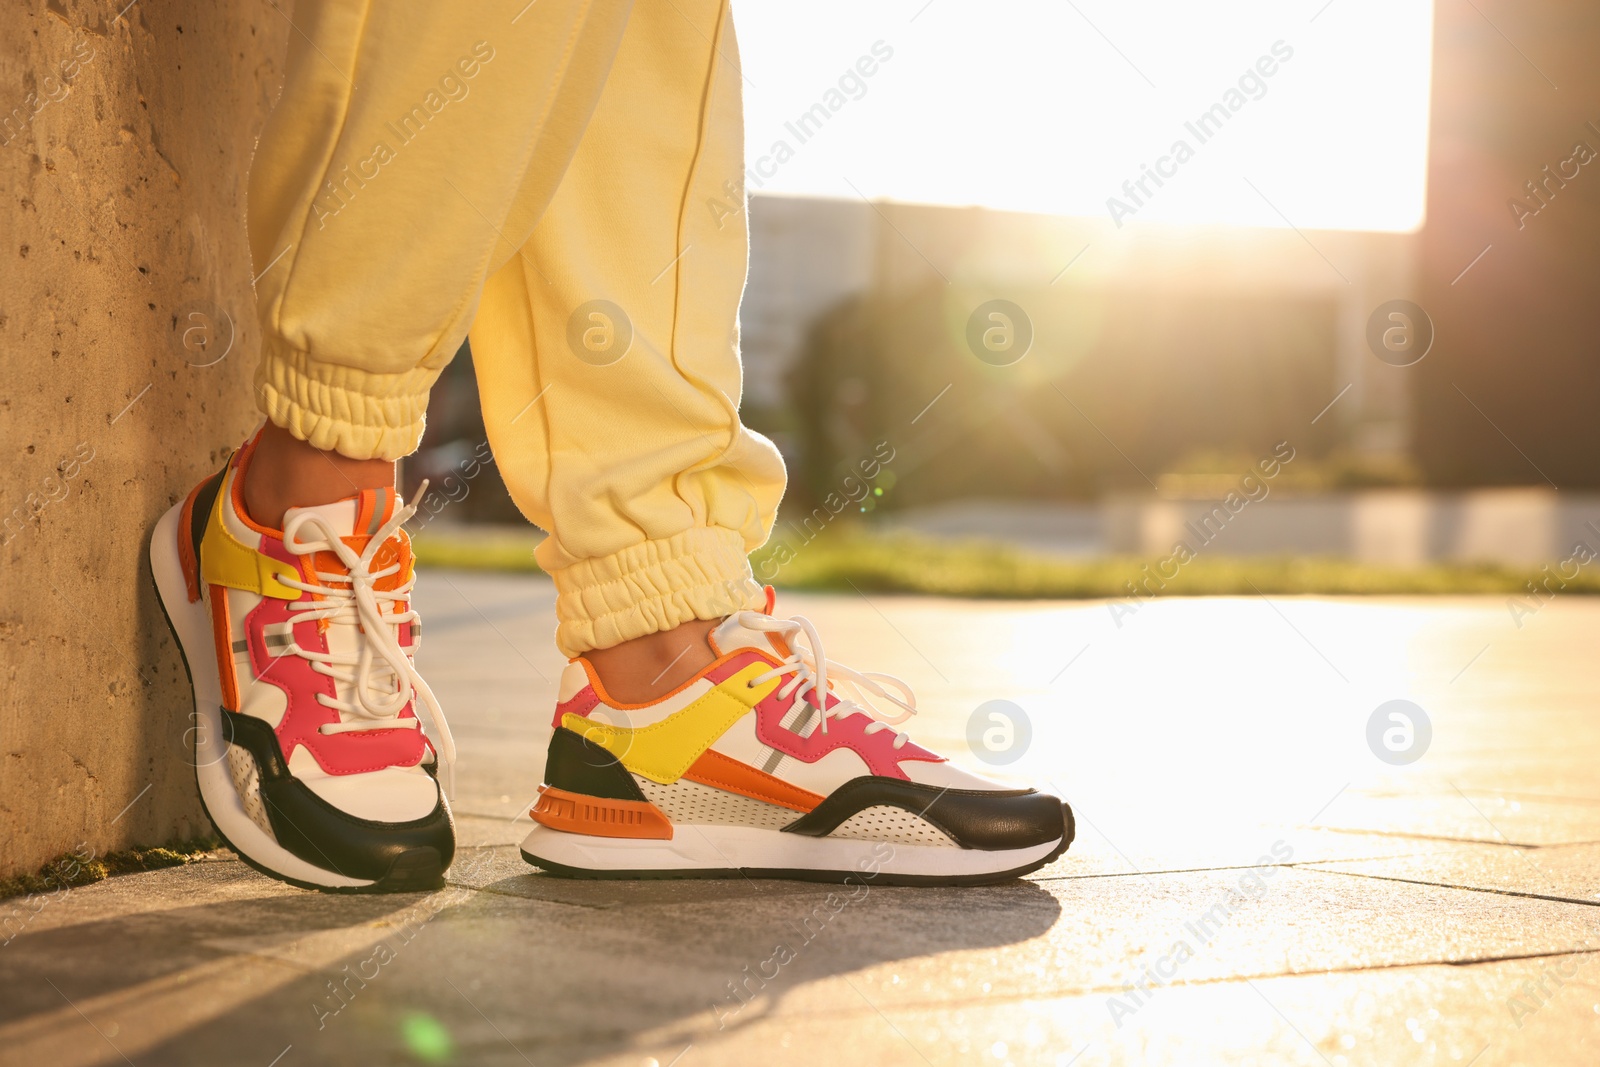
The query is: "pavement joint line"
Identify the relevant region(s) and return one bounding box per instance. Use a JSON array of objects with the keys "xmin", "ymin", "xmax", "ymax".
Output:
[
  {"xmin": 655, "ymin": 942, "xmax": 1600, "ymax": 1016},
  {"xmin": 1027, "ymin": 835, "xmax": 1545, "ymax": 885},
  {"xmin": 1449, "ymin": 786, "xmax": 1600, "ymax": 808},
  {"xmin": 1293, "ymin": 864, "xmax": 1600, "ymax": 910},
  {"xmin": 1032, "ymin": 858, "xmax": 1313, "ymax": 882},
  {"xmin": 1447, "ymin": 782, "xmax": 1516, "ymax": 838},
  {"xmin": 1309, "ymin": 825, "xmax": 1548, "ymax": 848},
  {"xmin": 439, "ymin": 881, "xmax": 618, "ymax": 908},
  {"xmin": 1447, "ymin": 780, "xmax": 1548, "ymax": 875}
]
